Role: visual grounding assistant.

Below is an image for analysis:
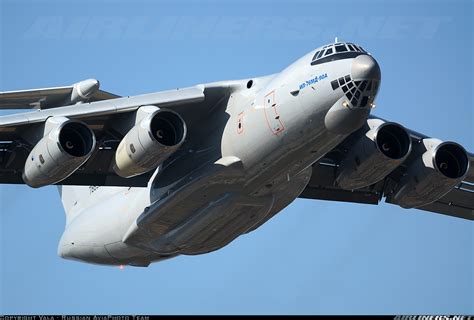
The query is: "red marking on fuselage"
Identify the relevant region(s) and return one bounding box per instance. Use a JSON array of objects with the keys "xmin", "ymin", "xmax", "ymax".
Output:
[{"xmin": 263, "ymin": 91, "xmax": 285, "ymax": 135}]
